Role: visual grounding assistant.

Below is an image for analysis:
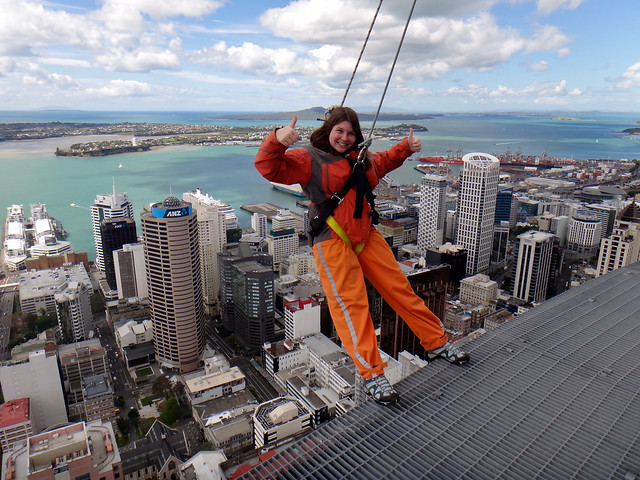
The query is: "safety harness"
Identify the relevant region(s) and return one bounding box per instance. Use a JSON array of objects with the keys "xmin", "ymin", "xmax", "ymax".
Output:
[{"xmin": 309, "ymin": 152, "xmax": 379, "ymax": 255}]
